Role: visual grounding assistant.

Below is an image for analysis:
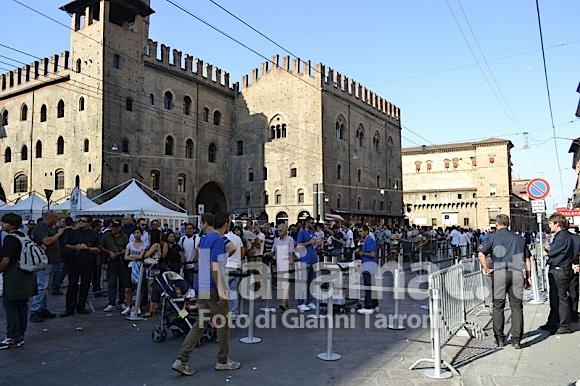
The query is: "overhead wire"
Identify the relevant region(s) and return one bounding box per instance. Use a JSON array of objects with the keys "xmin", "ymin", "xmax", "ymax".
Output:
[{"xmin": 534, "ymin": 0, "xmax": 565, "ymax": 199}]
